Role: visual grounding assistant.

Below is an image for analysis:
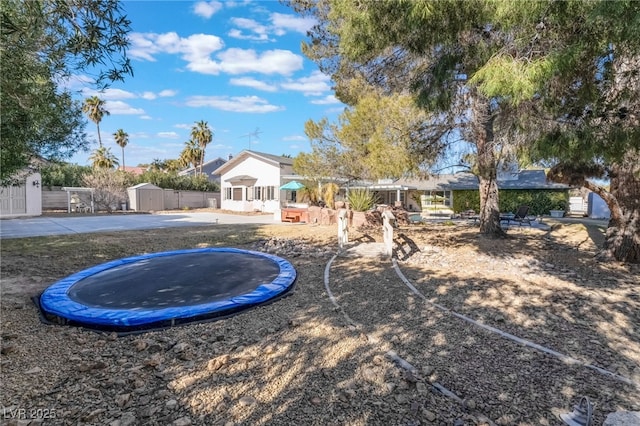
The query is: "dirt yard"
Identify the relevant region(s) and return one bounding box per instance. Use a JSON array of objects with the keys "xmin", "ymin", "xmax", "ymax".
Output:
[{"xmin": 1, "ymin": 219, "xmax": 638, "ymax": 425}]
